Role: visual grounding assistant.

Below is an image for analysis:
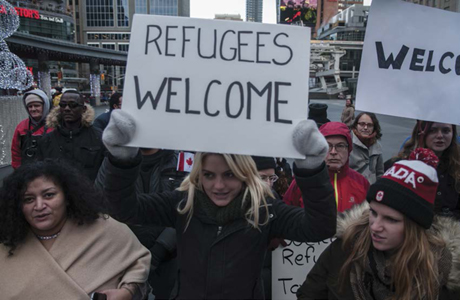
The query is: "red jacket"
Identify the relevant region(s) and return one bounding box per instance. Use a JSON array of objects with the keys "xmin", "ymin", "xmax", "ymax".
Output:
[
  {"xmin": 284, "ymin": 165, "xmax": 369, "ymax": 211},
  {"xmin": 284, "ymin": 122, "xmax": 369, "ymax": 211},
  {"xmin": 11, "ymin": 118, "xmax": 53, "ymax": 169}
]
